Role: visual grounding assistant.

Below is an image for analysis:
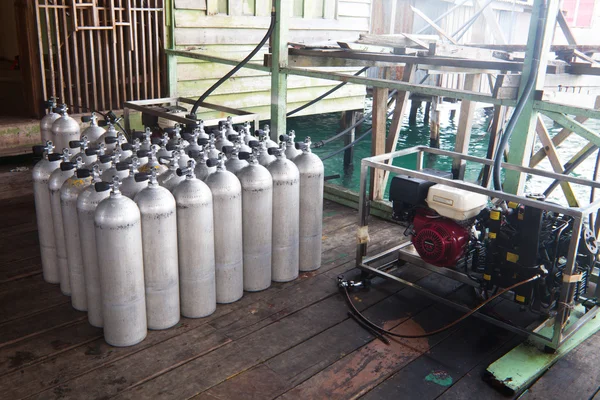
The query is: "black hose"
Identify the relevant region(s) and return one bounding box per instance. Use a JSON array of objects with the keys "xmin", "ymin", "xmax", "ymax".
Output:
[
  {"xmin": 315, "ymin": 90, "xmax": 397, "ymax": 149},
  {"xmin": 590, "ymin": 148, "xmax": 600, "ymax": 227},
  {"xmin": 189, "ymin": 10, "xmax": 276, "ymax": 116},
  {"xmin": 342, "ymin": 274, "xmax": 540, "ymax": 339},
  {"xmin": 492, "ymin": 1, "xmax": 547, "ymax": 191},
  {"xmin": 287, "ymin": 67, "xmax": 370, "ymax": 117}
]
